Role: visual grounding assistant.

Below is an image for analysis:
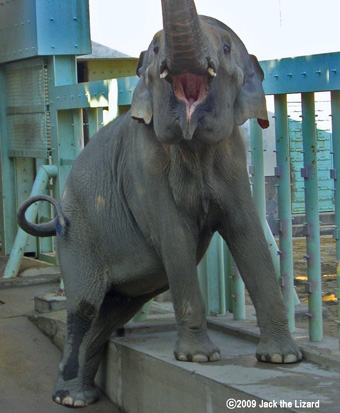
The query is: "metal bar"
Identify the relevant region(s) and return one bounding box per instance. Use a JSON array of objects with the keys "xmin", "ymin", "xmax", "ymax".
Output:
[
  {"xmin": 232, "ymin": 264, "xmax": 245, "ymax": 320},
  {"xmin": 301, "ymin": 92, "xmax": 323, "ymax": 341},
  {"xmin": 274, "ymin": 94, "xmax": 296, "ymax": 332},
  {"xmin": 3, "ymin": 165, "xmax": 58, "ymax": 278},
  {"xmin": 133, "ymin": 299, "xmax": 154, "ymax": 322},
  {"xmin": 260, "ymin": 52, "xmax": 340, "ymax": 95},
  {"xmin": 223, "ymin": 244, "xmax": 233, "ymax": 312},
  {"xmin": 206, "ymin": 233, "xmax": 222, "ymax": 315},
  {"xmin": 0, "ymin": 67, "xmax": 16, "ymax": 254},
  {"xmin": 217, "ymin": 235, "xmax": 226, "ymax": 315},
  {"xmin": 250, "ymin": 119, "xmax": 266, "ymax": 228},
  {"xmin": 330, "ymin": 90, "xmax": 340, "ymax": 346}
]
